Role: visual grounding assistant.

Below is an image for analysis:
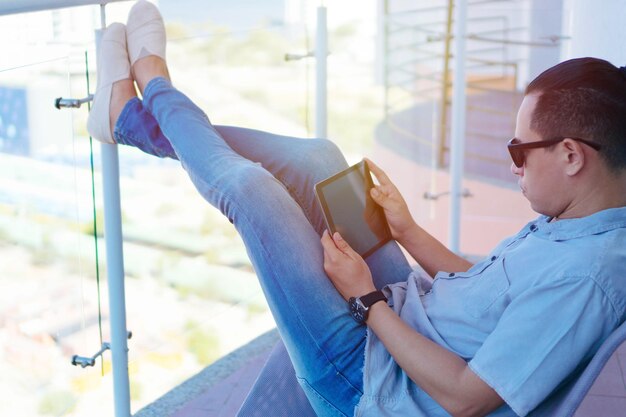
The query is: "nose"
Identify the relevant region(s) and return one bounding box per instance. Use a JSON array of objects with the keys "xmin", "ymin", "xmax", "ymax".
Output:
[{"xmin": 510, "ymin": 162, "xmax": 523, "ymax": 176}]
